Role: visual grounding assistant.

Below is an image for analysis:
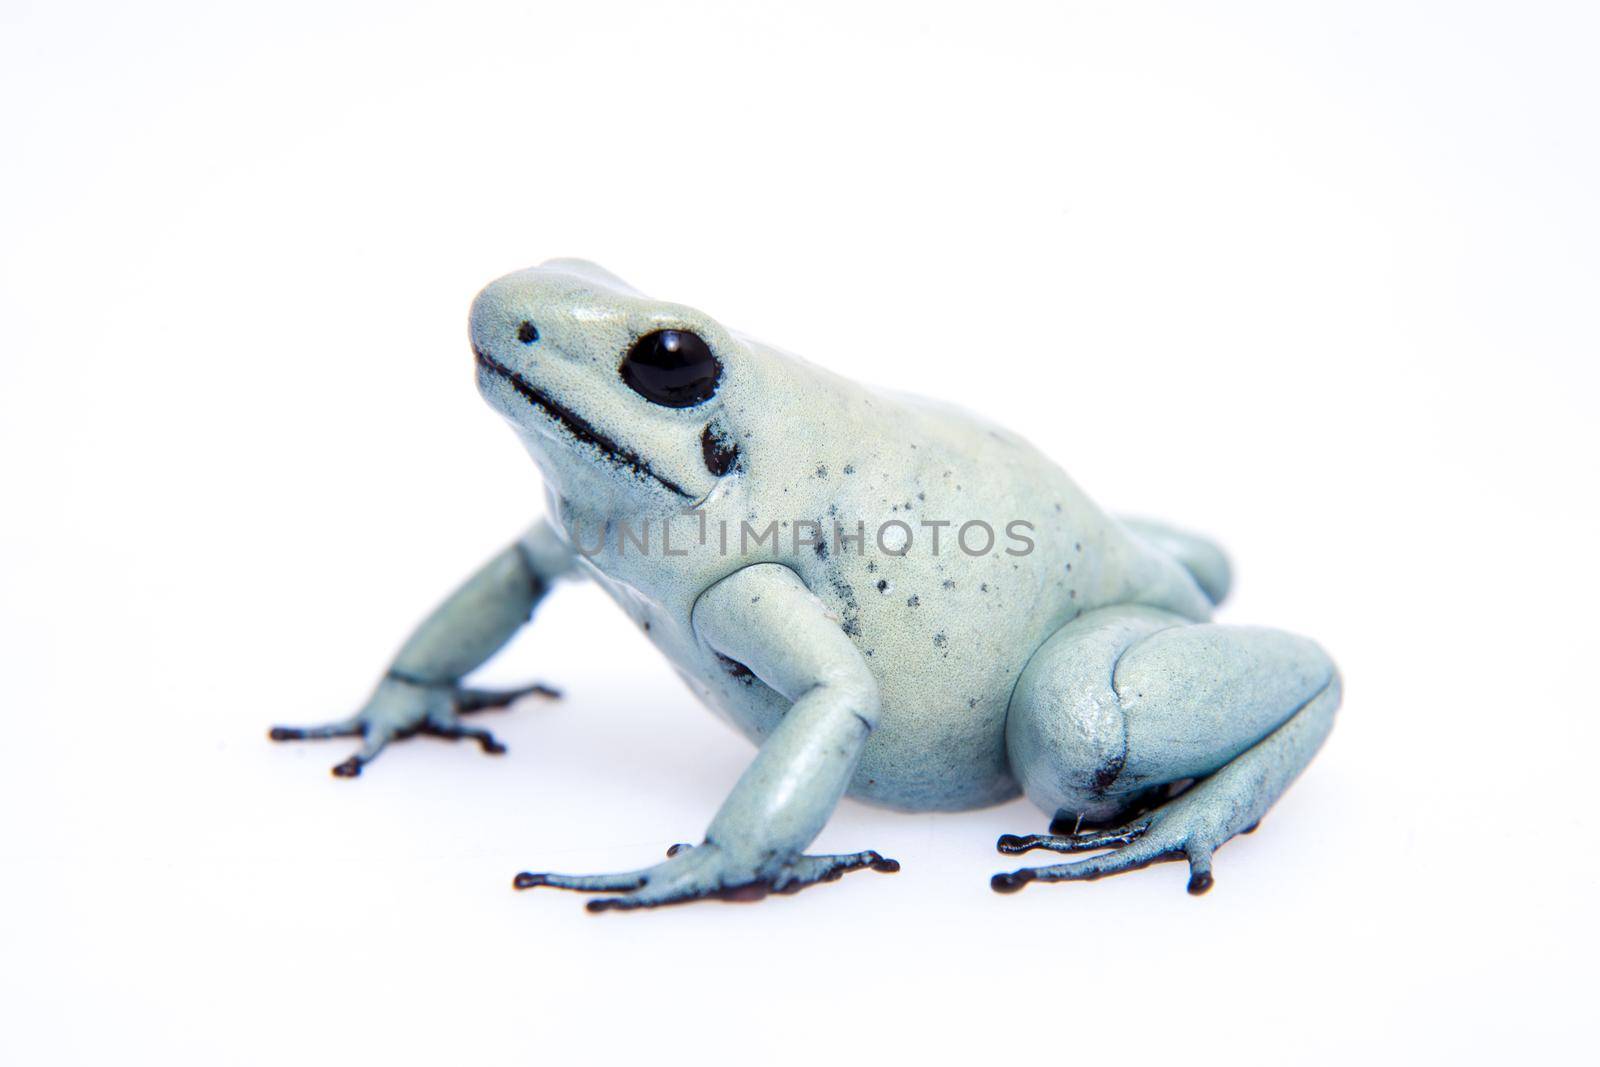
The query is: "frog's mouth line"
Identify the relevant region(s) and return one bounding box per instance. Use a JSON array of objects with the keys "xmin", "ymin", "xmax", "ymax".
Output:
[{"xmin": 473, "ymin": 345, "xmax": 692, "ymax": 499}]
